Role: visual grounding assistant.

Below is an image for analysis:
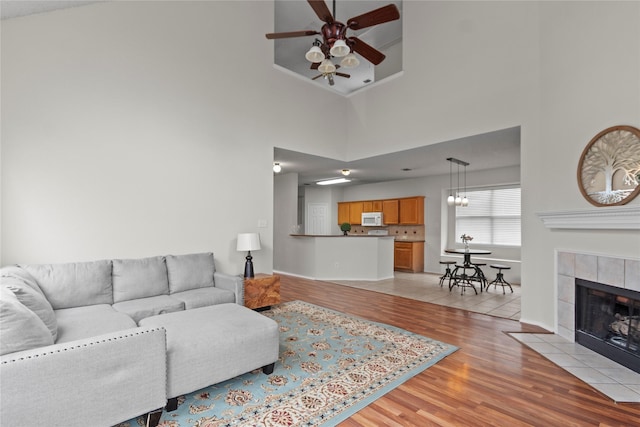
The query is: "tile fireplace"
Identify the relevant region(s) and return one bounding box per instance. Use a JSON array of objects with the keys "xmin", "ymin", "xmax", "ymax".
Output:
[
  {"xmin": 575, "ymin": 278, "xmax": 639, "ymax": 373},
  {"xmin": 557, "ymin": 251, "xmax": 640, "ymax": 369}
]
